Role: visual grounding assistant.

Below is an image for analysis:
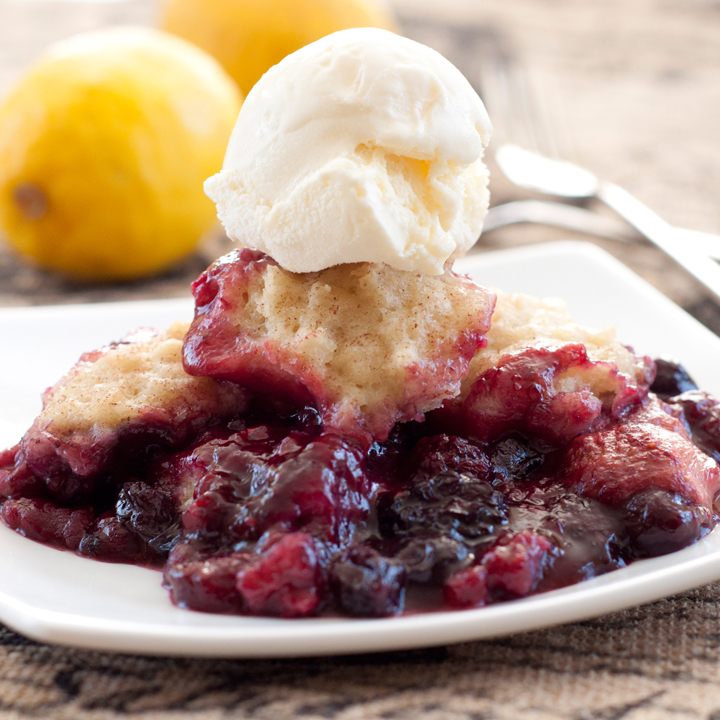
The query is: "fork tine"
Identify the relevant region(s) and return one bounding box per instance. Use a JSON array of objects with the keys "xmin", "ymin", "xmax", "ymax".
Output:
[
  {"xmin": 508, "ymin": 60, "xmax": 548, "ymax": 155},
  {"xmin": 477, "ymin": 51, "xmax": 542, "ymax": 154},
  {"xmin": 476, "ymin": 51, "xmax": 511, "ymax": 146},
  {"xmin": 526, "ymin": 68, "xmax": 577, "ymax": 162},
  {"xmin": 474, "ymin": 35, "xmax": 514, "ymax": 136},
  {"xmin": 477, "ymin": 43, "xmax": 576, "ymax": 164}
]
